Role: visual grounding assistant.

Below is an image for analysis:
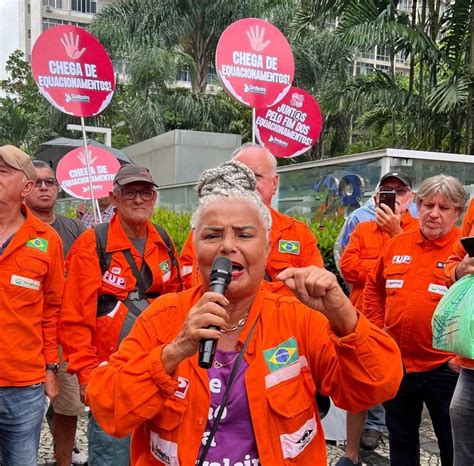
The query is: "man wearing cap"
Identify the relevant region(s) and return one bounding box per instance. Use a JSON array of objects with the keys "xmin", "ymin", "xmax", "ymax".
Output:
[
  {"xmin": 180, "ymin": 143, "xmax": 324, "ymax": 295},
  {"xmin": 335, "ymin": 172, "xmax": 417, "ymax": 465},
  {"xmin": 334, "ymin": 172, "xmax": 418, "ymax": 273},
  {"xmin": 0, "ymin": 145, "xmax": 65, "ymax": 466},
  {"xmin": 25, "ymin": 159, "xmax": 87, "ymax": 466},
  {"xmin": 59, "ymin": 164, "xmax": 182, "ymax": 465}
]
